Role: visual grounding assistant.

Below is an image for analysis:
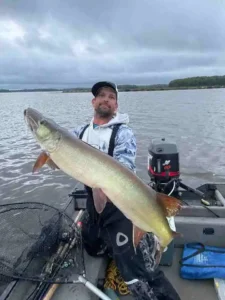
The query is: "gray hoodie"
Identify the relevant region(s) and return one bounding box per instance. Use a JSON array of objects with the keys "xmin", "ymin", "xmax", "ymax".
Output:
[{"xmin": 73, "ymin": 112, "xmax": 136, "ymax": 172}]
